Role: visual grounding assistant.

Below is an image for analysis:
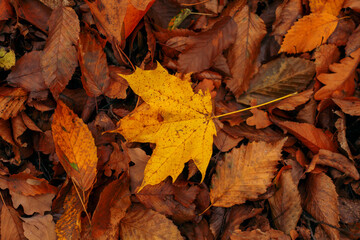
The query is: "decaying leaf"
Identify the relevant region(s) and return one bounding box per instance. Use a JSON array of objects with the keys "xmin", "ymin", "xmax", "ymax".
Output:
[
  {"xmin": 112, "ymin": 63, "xmax": 216, "ymax": 190},
  {"xmin": 51, "ymin": 100, "xmax": 98, "ymax": 191},
  {"xmin": 313, "ymin": 44, "xmax": 340, "ymax": 75},
  {"xmin": 309, "ymin": 0, "xmax": 344, "ymax": 16},
  {"xmin": 303, "ymin": 173, "xmax": 340, "ymax": 239},
  {"xmin": 210, "ymin": 138, "xmax": 286, "ymax": 207},
  {"xmin": 230, "ymin": 229, "xmax": 290, "ymax": 240},
  {"xmin": 120, "ymin": 205, "xmax": 184, "ymax": 240},
  {"xmin": 226, "ymin": 5, "xmax": 267, "ymax": 97},
  {"xmin": 237, "ymin": 57, "xmax": 315, "ymax": 105},
  {"xmin": 345, "ymin": 25, "xmax": 360, "ymax": 55},
  {"xmin": 269, "ymin": 169, "xmax": 302, "ymax": 234},
  {"xmin": 279, "ymin": 13, "xmax": 338, "ymax": 53},
  {"xmin": 0, "ymin": 87, "xmax": 27, "ymax": 120},
  {"xmin": 1, "ymin": 205, "xmax": 25, "ymax": 240},
  {"xmin": 314, "ymin": 47, "xmax": 360, "ymax": 100},
  {"xmin": 22, "ymin": 214, "xmax": 56, "ymax": 240},
  {"xmin": 41, "ymin": 6, "xmax": 80, "ymax": 98},
  {"xmin": 333, "ymin": 98, "xmax": 360, "ymax": 116}
]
